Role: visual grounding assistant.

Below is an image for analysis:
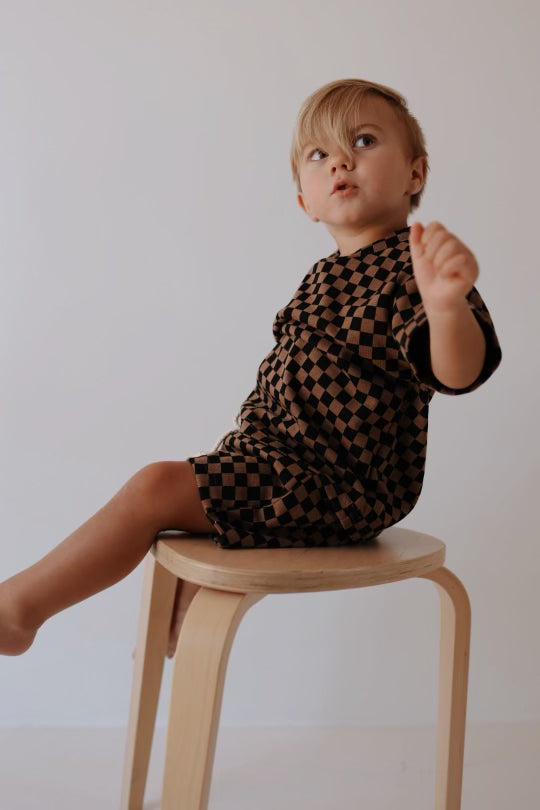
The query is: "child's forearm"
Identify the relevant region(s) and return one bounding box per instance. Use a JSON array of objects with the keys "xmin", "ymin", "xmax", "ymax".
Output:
[{"xmin": 424, "ymin": 299, "xmax": 486, "ymax": 390}]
